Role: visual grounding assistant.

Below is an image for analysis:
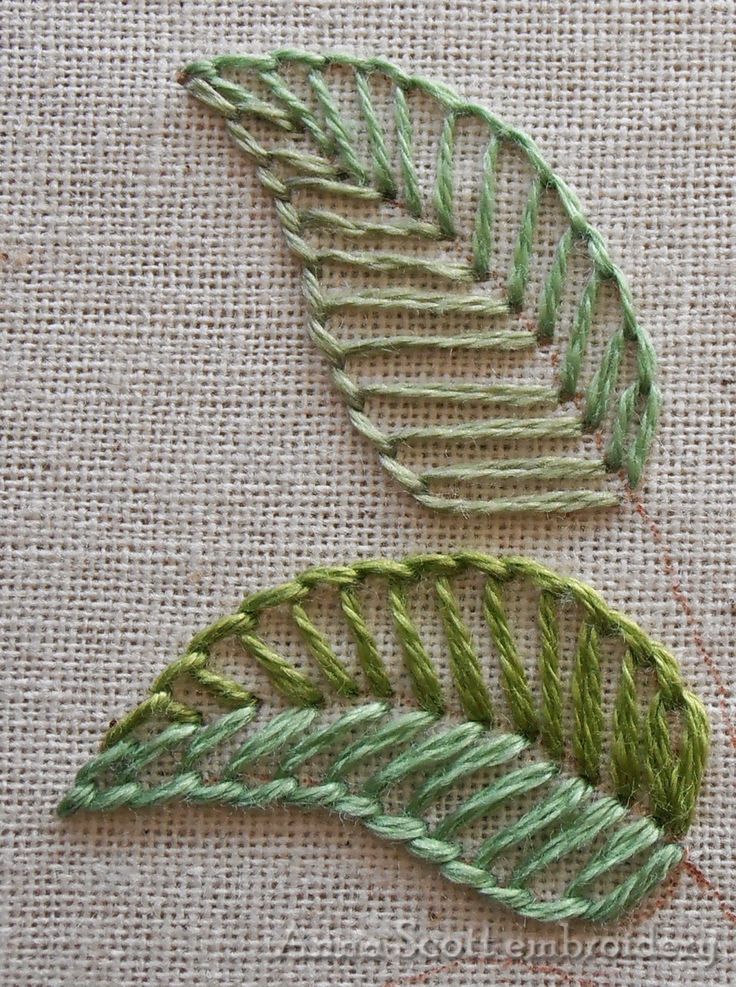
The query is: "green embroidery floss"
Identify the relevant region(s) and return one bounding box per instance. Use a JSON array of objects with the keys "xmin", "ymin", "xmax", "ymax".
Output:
[
  {"xmin": 181, "ymin": 51, "xmax": 660, "ymax": 513},
  {"xmin": 59, "ymin": 553, "xmax": 708, "ymax": 923}
]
